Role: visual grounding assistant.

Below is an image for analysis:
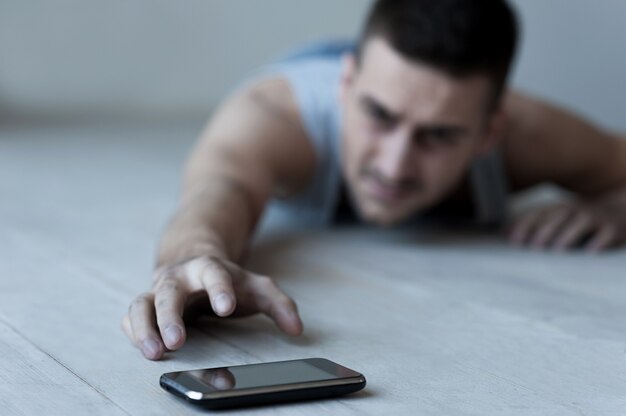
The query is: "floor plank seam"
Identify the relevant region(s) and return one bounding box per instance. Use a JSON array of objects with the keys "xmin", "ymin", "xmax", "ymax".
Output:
[
  {"xmin": 0, "ymin": 313, "xmax": 133, "ymax": 416},
  {"xmin": 193, "ymin": 326, "xmax": 265, "ymax": 362},
  {"xmin": 9, "ymin": 227, "xmax": 141, "ymax": 302}
]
